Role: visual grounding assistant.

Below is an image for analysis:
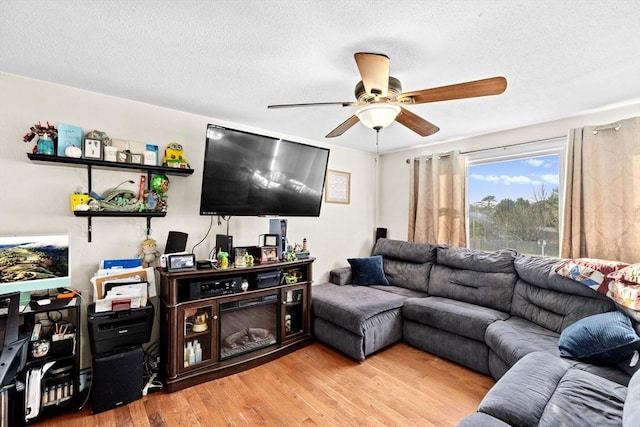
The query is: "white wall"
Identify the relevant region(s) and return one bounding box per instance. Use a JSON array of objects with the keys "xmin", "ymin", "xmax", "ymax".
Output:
[
  {"xmin": 0, "ymin": 73, "xmax": 378, "ymax": 365},
  {"xmin": 377, "ymin": 102, "xmax": 640, "ymax": 241},
  {"xmin": 0, "ymin": 73, "xmax": 379, "ymax": 286}
]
